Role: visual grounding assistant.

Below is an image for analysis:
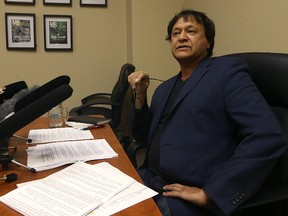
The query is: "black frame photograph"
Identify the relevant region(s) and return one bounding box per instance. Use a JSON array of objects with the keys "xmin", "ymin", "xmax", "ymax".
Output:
[
  {"xmin": 5, "ymin": 13, "xmax": 36, "ymax": 50},
  {"xmin": 80, "ymin": 0, "xmax": 107, "ymax": 7},
  {"xmin": 5, "ymin": 0, "xmax": 35, "ymax": 5},
  {"xmin": 44, "ymin": 15, "xmax": 73, "ymax": 51},
  {"xmin": 43, "ymin": 0, "xmax": 71, "ymax": 6}
]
